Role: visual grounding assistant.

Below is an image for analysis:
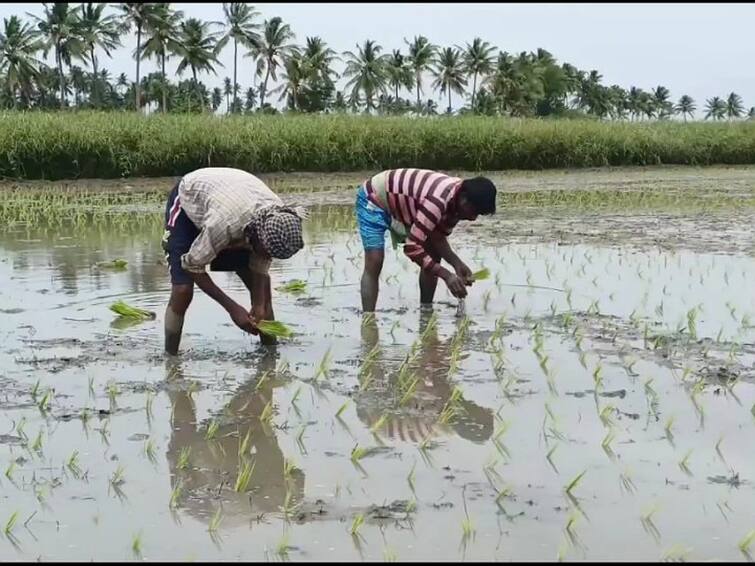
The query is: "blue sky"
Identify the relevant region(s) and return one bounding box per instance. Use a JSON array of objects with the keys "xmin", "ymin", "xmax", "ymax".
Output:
[{"xmin": 3, "ymin": 3, "xmax": 754, "ymax": 117}]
